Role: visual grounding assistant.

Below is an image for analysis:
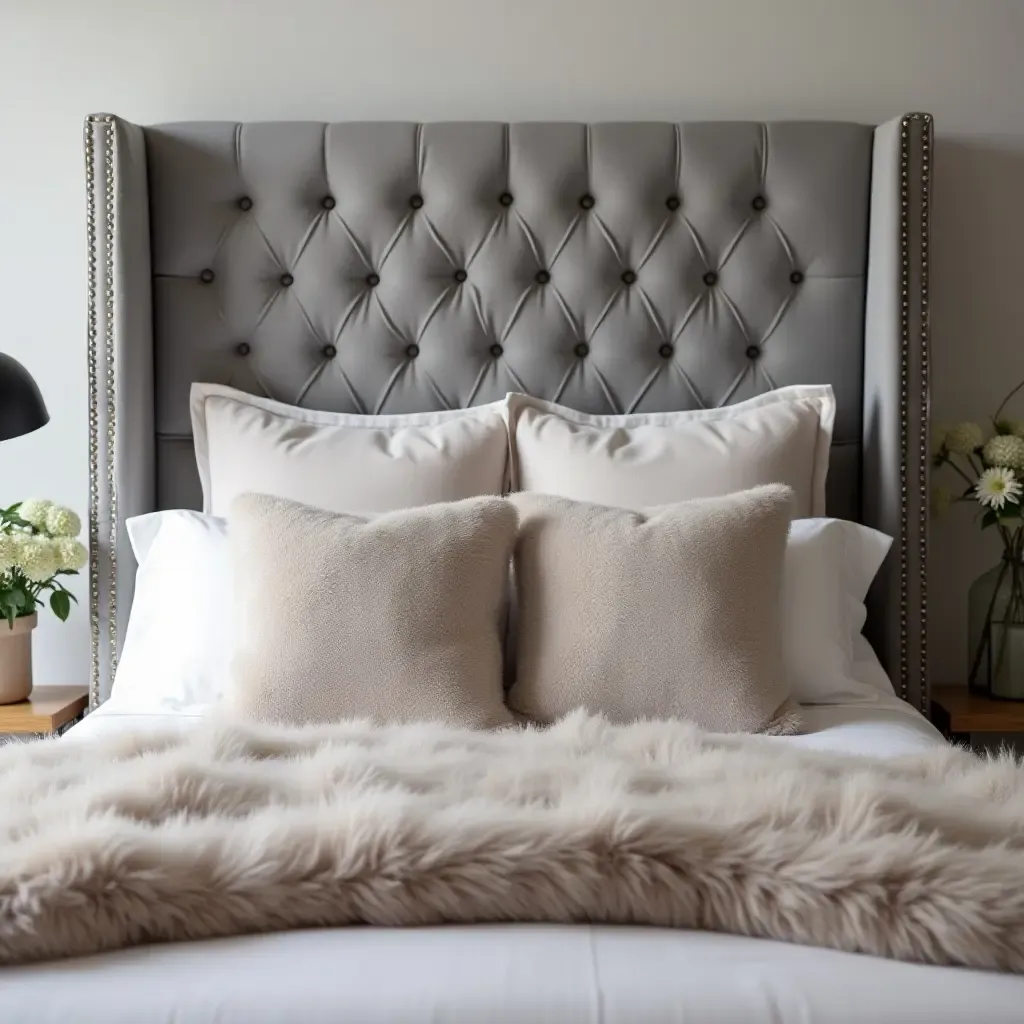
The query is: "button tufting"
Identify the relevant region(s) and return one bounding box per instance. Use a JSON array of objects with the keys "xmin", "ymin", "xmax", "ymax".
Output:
[
  {"xmin": 280, "ymin": 272, "xmax": 294, "ymax": 287},
  {"xmin": 366, "ymin": 272, "xmax": 380, "ymax": 287},
  {"xmin": 199, "ymin": 268, "xmax": 215, "ymax": 284},
  {"xmin": 322, "ymin": 344, "xmax": 337, "ymax": 359},
  {"xmin": 490, "ymin": 343, "xmax": 503, "ymax": 358},
  {"xmin": 659, "ymin": 343, "xmax": 674, "ymax": 359},
  {"xmin": 235, "ymin": 342, "xmax": 251, "ymax": 356},
  {"xmin": 746, "ymin": 345, "xmax": 761, "ymax": 360},
  {"xmin": 409, "ymin": 194, "xmax": 424, "ymax": 210},
  {"xmin": 790, "ymin": 270, "xmax": 804, "ymax": 285},
  {"xmin": 454, "ymin": 269, "xmax": 468, "ymax": 284},
  {"xmin": 237, "ymin": 196, "xmax": 253, "ymax": 211},
  {"xmin": 621, "ymin": 270, "xmax": 637, "ymax": 286},
  {"xmin": 535, "ymin": 269, "xmax": 551, "ymax": 285},
  {"xmin": 406, "ymin": 343, "xmax": 420, "ymax": 358},
  {"xmin": 752, "ymin": 195, "xmax": 767, "ymax": 211},
  {"xmin": 574, "ymin": 342, "xmax": 589, "ymax": 358},
  {"xmin": 321, "ymin": 196, "xmax": 336, "ymax": 210},
  {"xmin": 579, "ymin": 194, "xmax": 595, "ymax": 210},
  {"xmin": 666, "ymin": 195, "xmax": 681, "ymax": 211},
  {"xmin": 702, "ymin": 270, "xmax": 718, "ymax": 287},
  {"xmin": 499, "ymin": 192, "xmax": 513, "ymax": 207}
]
